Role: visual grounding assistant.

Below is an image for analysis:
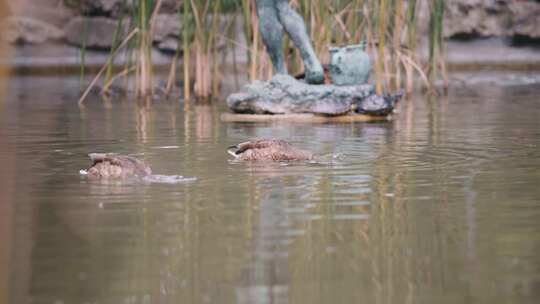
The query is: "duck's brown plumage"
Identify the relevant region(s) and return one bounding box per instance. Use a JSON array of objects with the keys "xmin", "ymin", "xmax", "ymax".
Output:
[
  {"xmin": 228, "ymin": 139, "xmax": 314, "ymax": 161},
  {"xmin": 87, "ymin": 153, "xmax": 152, "ymax": 179}
]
